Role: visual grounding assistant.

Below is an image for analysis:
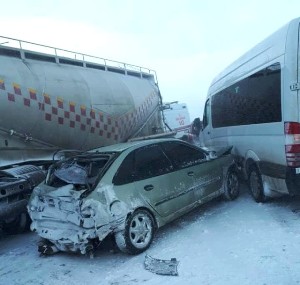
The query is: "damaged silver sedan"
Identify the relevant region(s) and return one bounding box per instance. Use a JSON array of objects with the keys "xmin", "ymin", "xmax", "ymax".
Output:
[{"xmin": 28, "ymin": 138, "xmax": 239, "ymax": 256}]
